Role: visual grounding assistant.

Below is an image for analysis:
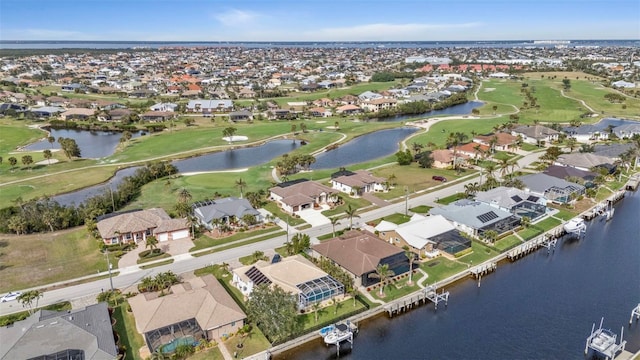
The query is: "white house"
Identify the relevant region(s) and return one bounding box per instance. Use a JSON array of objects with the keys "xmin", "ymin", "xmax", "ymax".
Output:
[{"xmin": 330, "ymin": 170, "xmax": 386, "ymax": 196}]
